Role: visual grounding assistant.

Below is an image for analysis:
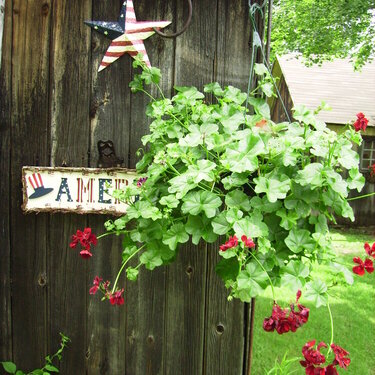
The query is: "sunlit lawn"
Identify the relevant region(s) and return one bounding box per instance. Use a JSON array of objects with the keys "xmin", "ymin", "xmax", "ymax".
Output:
[{"xmin": 251, "ymin": 228, "xmax": 375, "ymax": 374}]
